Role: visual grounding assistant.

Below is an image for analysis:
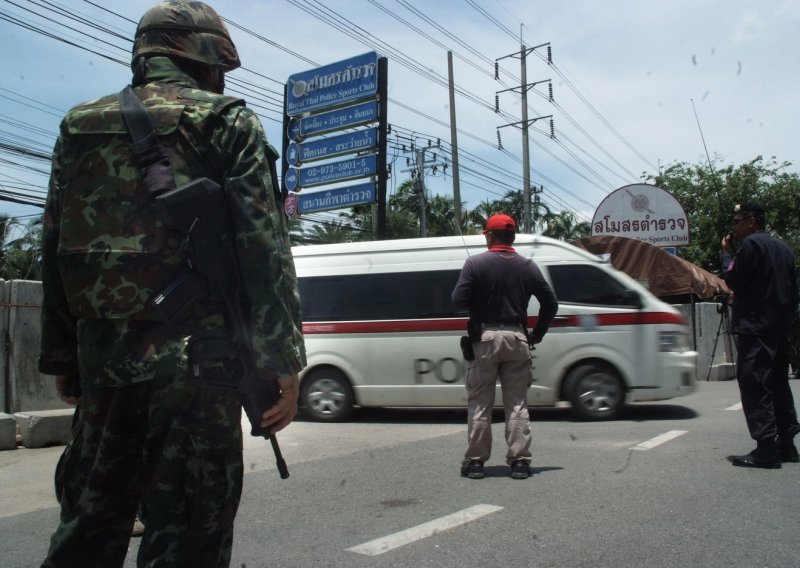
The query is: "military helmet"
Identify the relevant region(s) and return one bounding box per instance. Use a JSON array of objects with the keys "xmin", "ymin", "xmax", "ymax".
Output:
[{"xmin": 131, "ymin": 1, "xmax": 240, "ymax": 71}]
